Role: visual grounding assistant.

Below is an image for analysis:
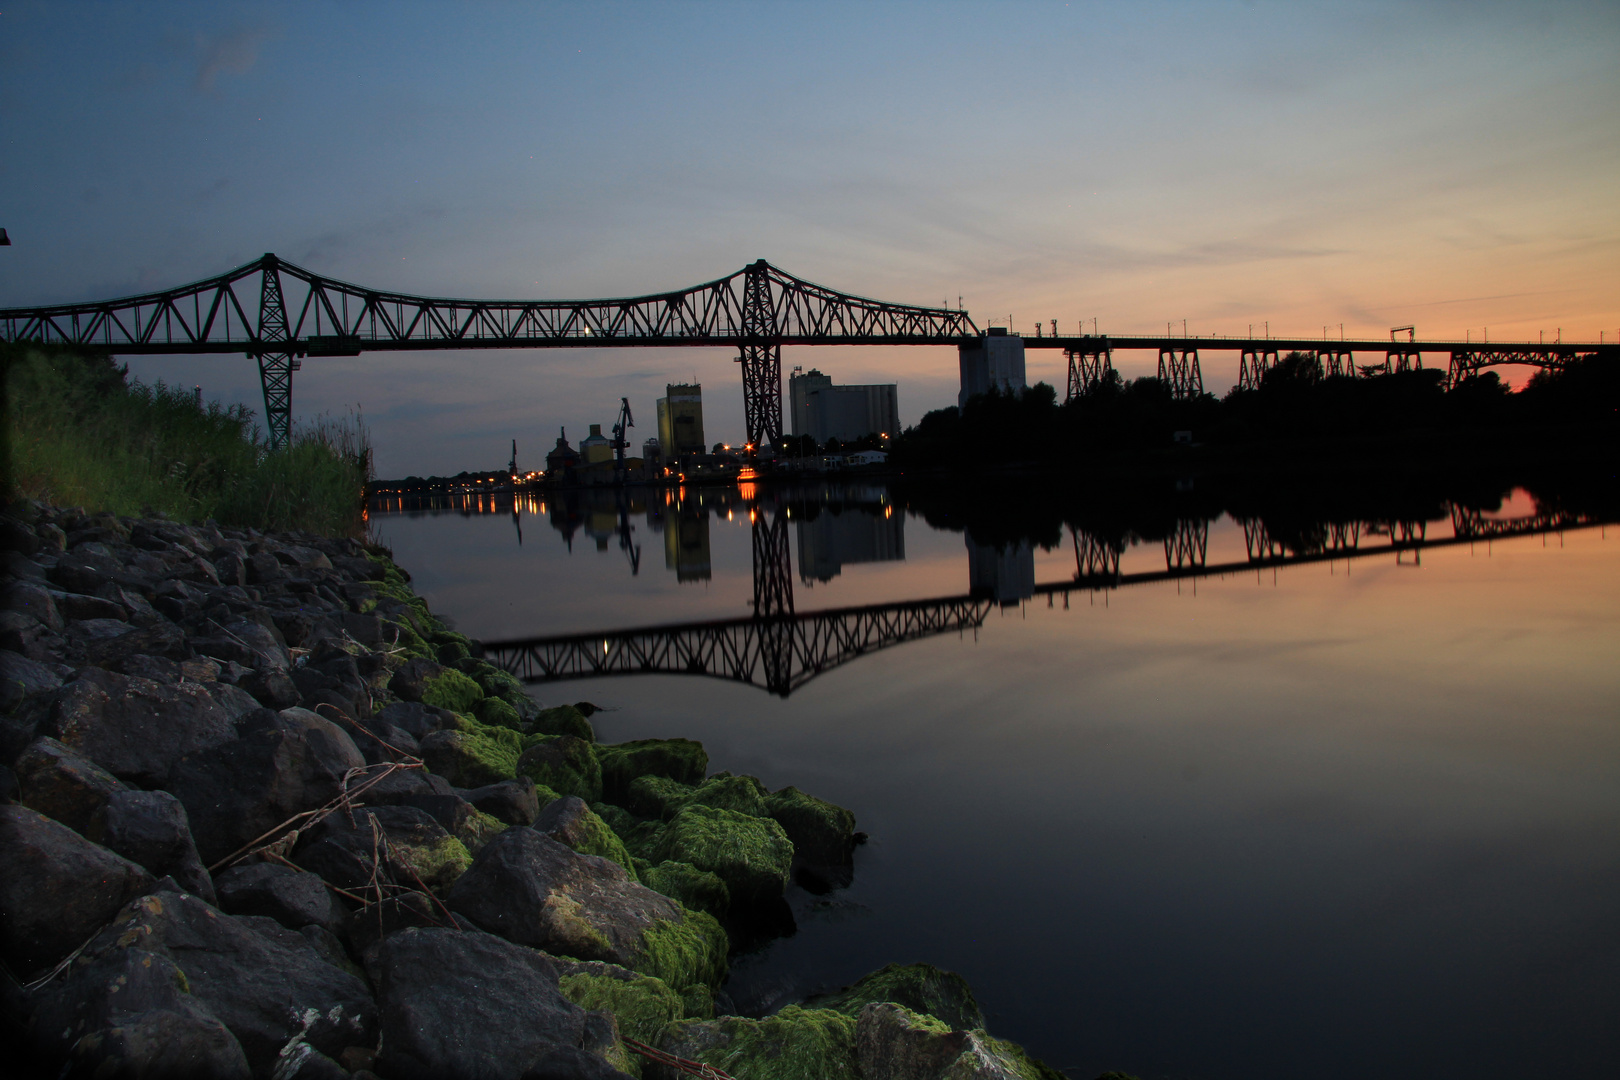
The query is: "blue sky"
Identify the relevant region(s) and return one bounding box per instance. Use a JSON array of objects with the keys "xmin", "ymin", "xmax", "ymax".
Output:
[{"xmin": 3, "ymin": 1, "xmax": 1616, "ymax": 476}]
